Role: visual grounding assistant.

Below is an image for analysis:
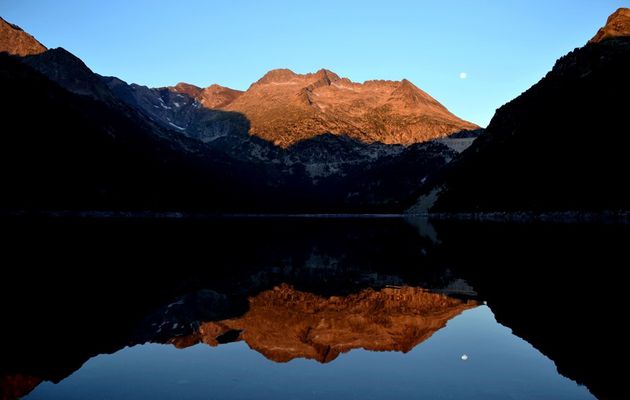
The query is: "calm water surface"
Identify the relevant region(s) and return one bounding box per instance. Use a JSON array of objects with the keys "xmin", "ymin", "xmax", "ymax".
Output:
[
  {"xmin": 1, "ymin": 218, "xmax": 626, "ymax": 399},
  {"xmin": 25, "ymin": 306, "xmax": 593, "ymax": 400}
]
